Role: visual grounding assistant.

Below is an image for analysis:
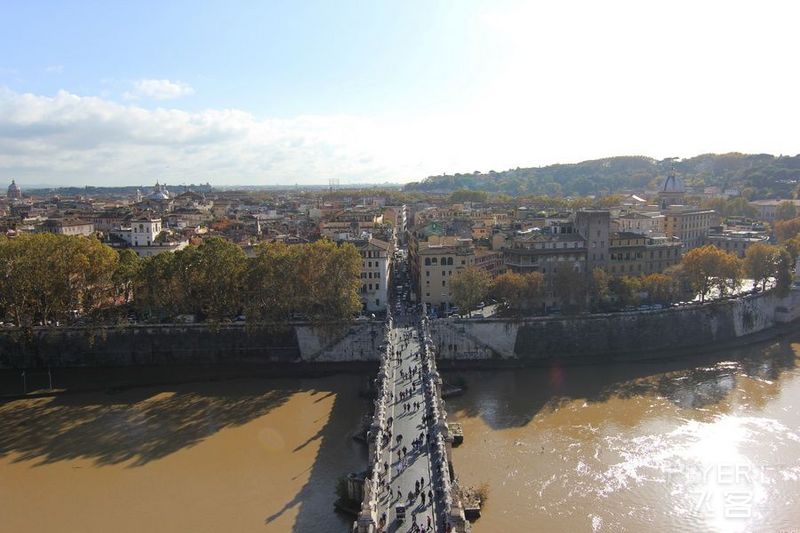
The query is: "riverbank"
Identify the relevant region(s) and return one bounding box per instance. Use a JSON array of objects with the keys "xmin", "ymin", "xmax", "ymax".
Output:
[
  {"xmin": 436, "ymin": 312, "xmax": 800, "ymax": 371},
  {"xmin": 0, "ymin": 361, "xmax": 377, "ymax": 400}
]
